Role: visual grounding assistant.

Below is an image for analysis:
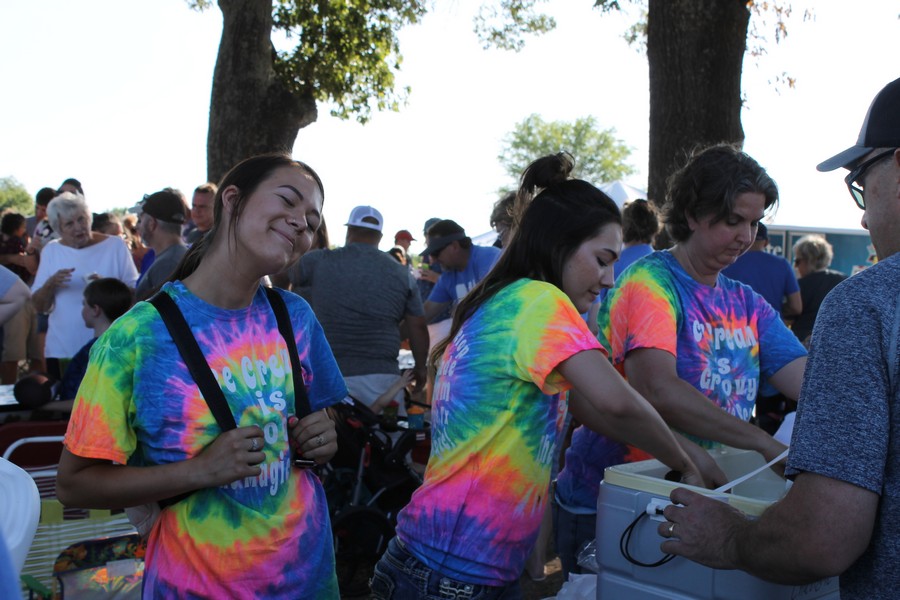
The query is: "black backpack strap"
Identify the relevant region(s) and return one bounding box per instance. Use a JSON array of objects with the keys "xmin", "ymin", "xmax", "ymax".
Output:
[
  {"xmin": 148, "ymin": 290, "xmax": 239, "ymax": 509},
  {"xmin": 264, "ymin": 287, "xmax": 312, "ymax": 419},
  {"xmin": 148, "ymin": 288, "xmax": 314, "ymax": 507},
  {"xmin": 148, "ymin": 291, "xmax": 237, "ymax": 431}
]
